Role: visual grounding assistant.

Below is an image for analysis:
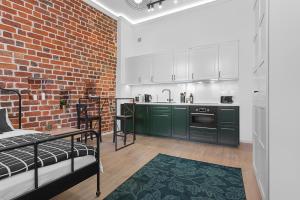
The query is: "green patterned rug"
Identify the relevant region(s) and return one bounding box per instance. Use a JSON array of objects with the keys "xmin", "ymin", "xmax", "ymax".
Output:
[{"xmin": 104, "ymin": 154, "xmax": 246, "ymax": 200}]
